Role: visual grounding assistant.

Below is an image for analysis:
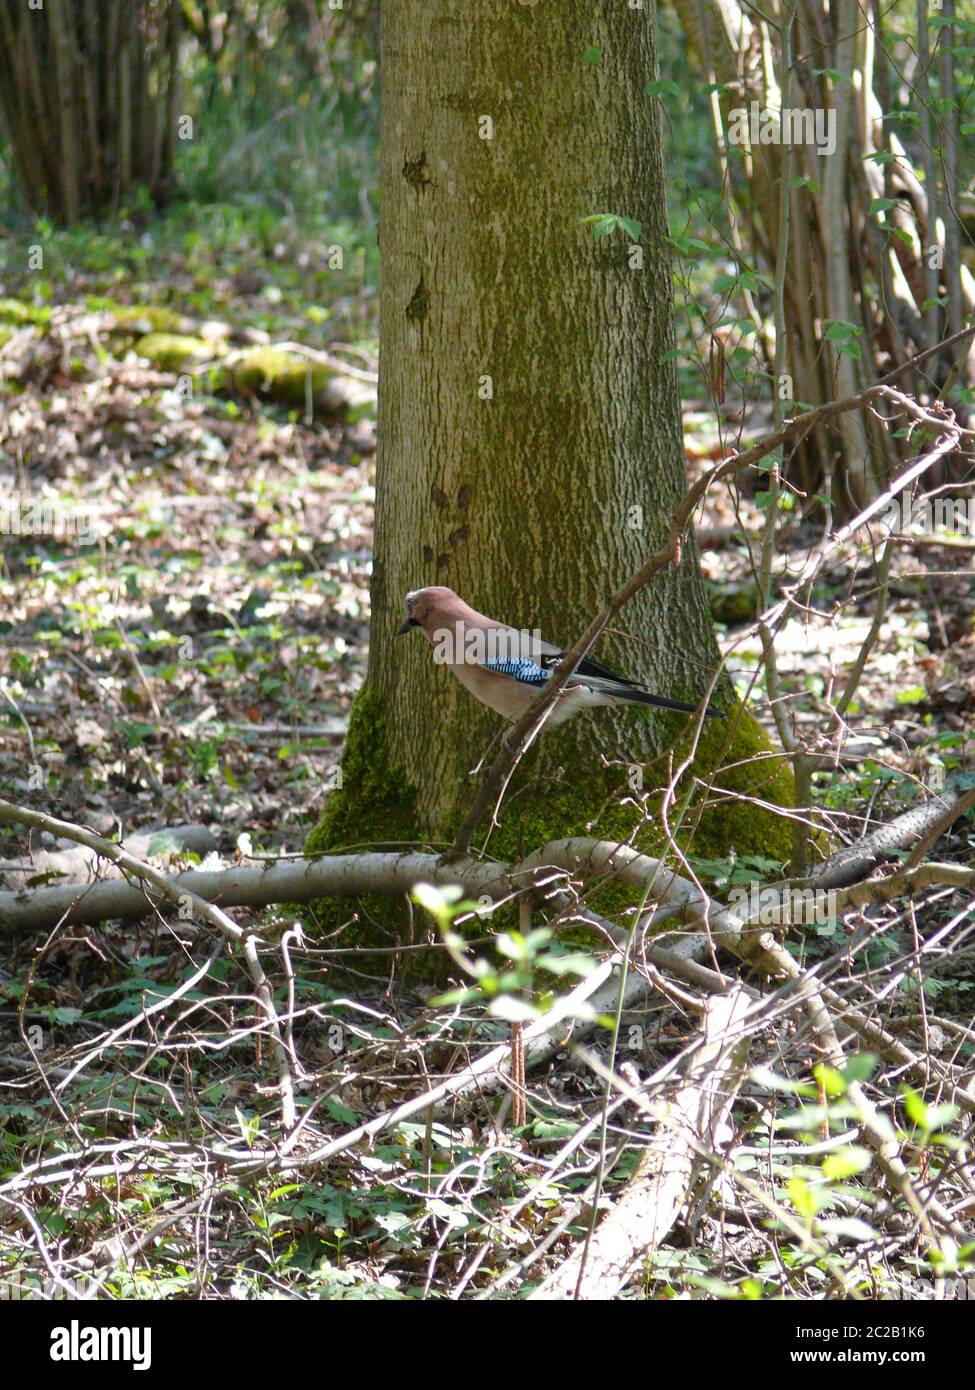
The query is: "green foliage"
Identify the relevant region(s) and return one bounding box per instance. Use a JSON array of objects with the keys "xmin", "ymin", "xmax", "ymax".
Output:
[
  {"xmin": 578, "ymin": 212, "xmax": 643, "ymax": 241},
  {"xmin": 413, "ymin": 883, "xmax": 598, "ymax": 1023}
]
